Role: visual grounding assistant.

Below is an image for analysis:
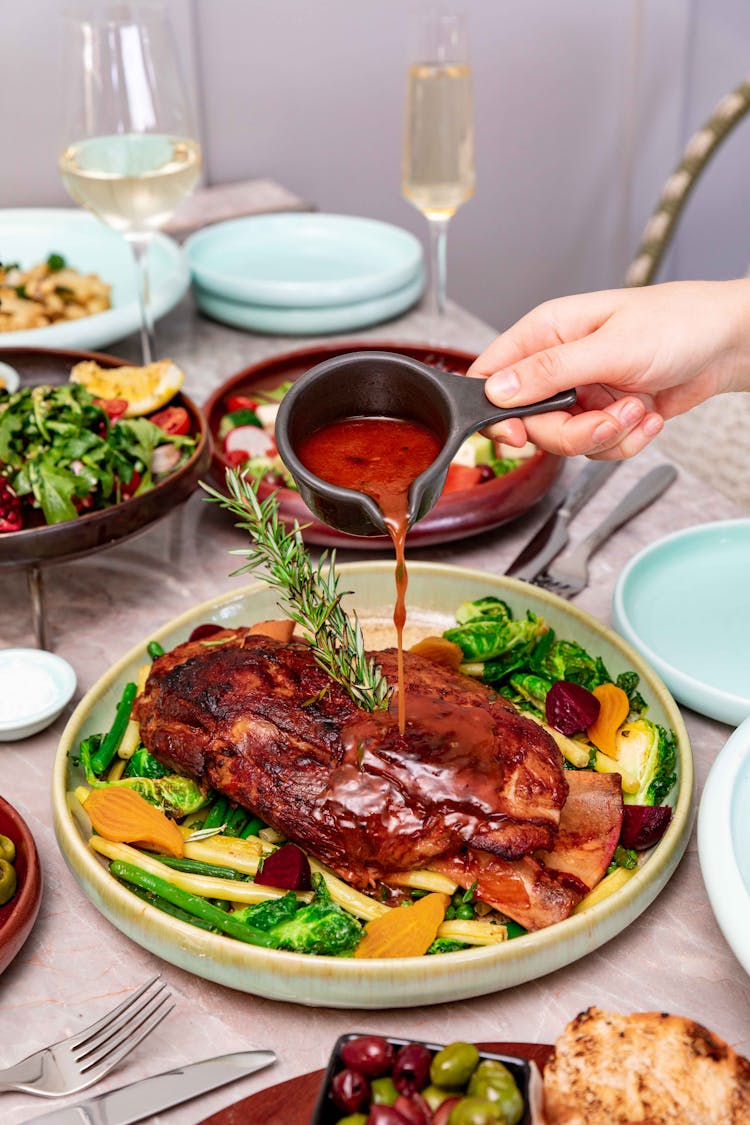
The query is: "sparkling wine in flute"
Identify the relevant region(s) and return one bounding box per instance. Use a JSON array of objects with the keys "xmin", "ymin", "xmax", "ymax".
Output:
[
  {"xmin": 59, "ymin": 134, "xmax": 202, "ymax": 235},
  {"xmin": 402, "ymin": 61, "xmax": 475, "ymax": 219}
]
